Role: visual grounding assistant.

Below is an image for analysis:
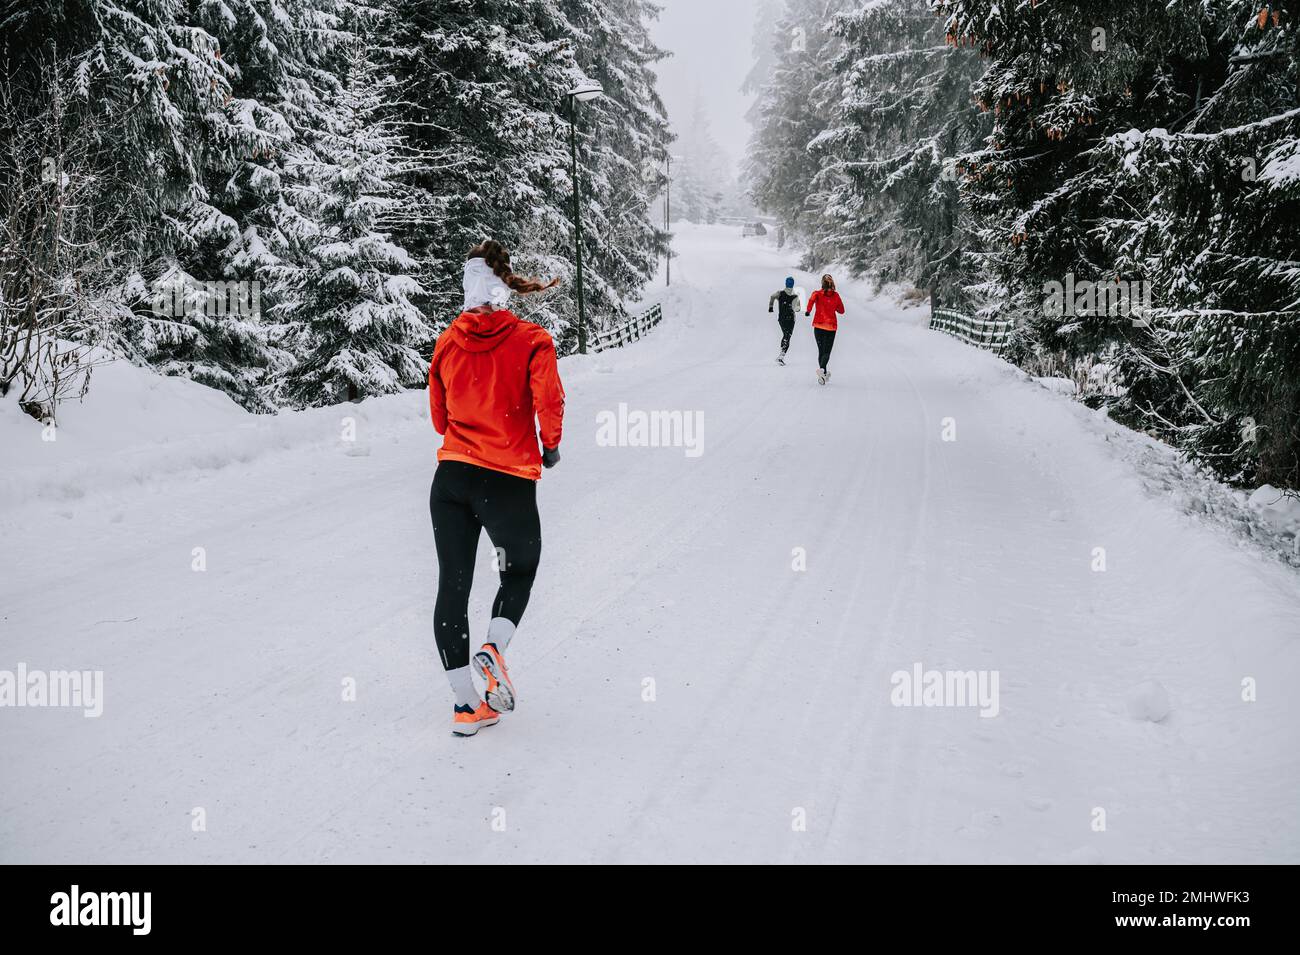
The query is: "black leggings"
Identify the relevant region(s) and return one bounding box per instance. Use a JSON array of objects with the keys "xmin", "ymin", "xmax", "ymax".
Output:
[
  {"xmin": 814, "ymin": 327, "xmax": 836, "ymax": 370},
  {"xmin": 430, "ymin": 461, "xmax": 541, "ymax": 671},
  {"xmin": 778, "ymin": 317, "xmax": 794, "ymax": 354}
]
